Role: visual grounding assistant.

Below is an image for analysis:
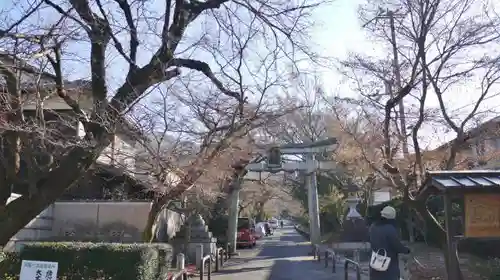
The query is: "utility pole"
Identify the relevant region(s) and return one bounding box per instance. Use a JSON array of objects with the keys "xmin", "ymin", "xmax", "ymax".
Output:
[
  {"xmin": 388, "ymin": 10, "xmax": 415, "ymax": 242},
  {"xmin": 388, "ymin": 9, "xmax": 409, "ymax": 158}
]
